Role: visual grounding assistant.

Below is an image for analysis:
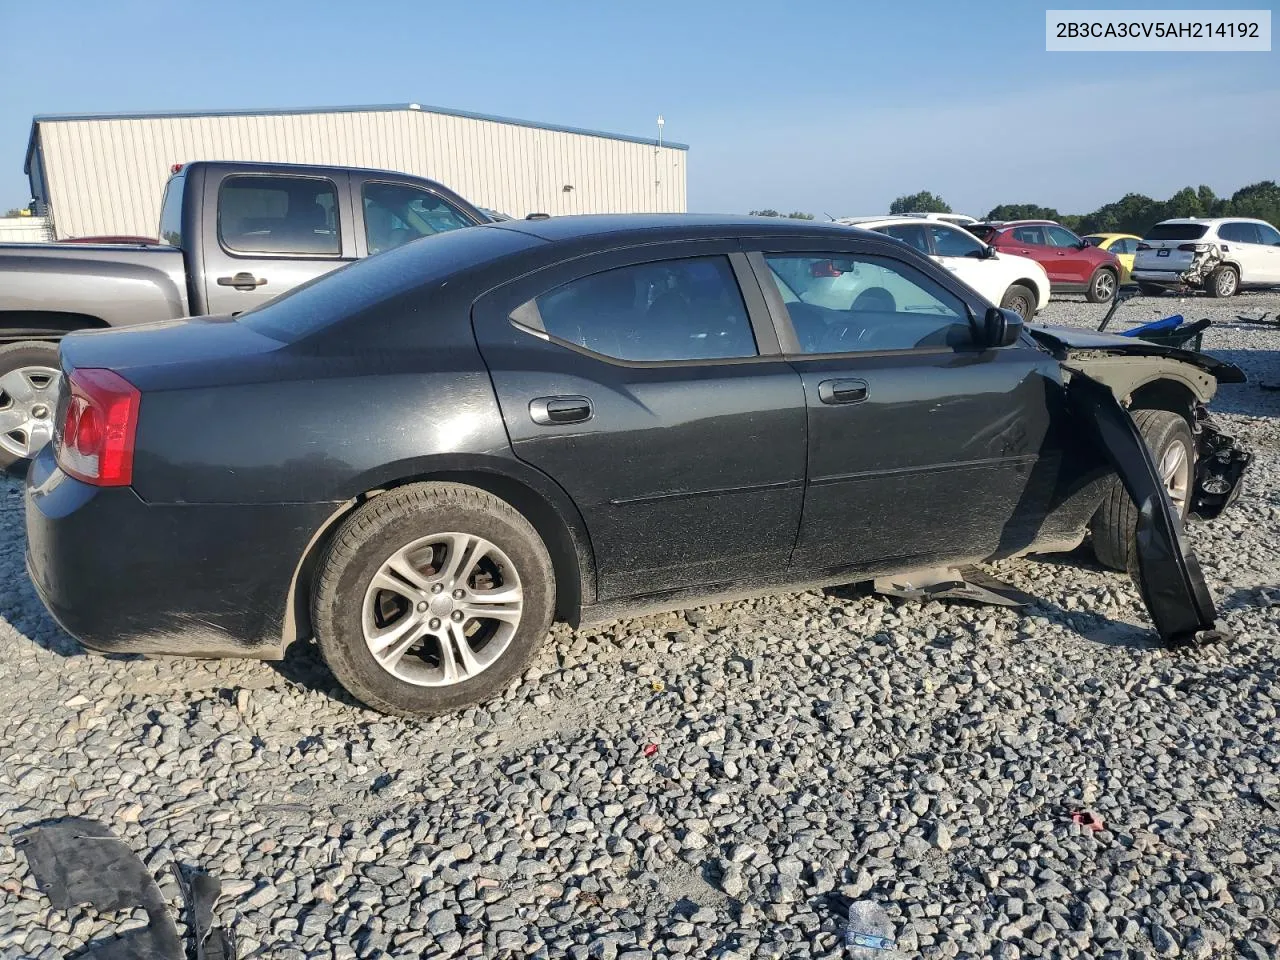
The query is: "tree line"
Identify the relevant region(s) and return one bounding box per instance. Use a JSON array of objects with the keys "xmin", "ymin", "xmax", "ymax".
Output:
[{"xmin": 752, "ymin": 181, "xmax": 1280, "ymax": 236}]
